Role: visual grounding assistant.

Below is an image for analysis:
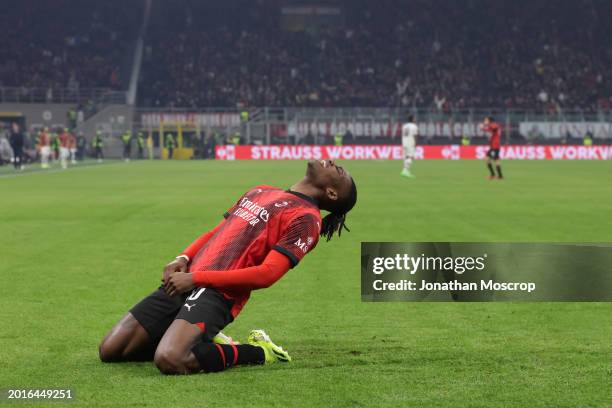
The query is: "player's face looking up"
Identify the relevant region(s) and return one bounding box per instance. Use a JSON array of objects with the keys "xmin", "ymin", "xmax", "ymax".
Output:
[{"xmin": 306, "ymin": 159, "xmax": 353, "ymax": 212}]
